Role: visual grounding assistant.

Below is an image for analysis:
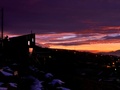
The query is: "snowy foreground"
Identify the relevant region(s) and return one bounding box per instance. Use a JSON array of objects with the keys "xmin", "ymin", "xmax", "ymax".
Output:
[{"xmin": 0, "ymin": 63, "xmax": 70, "ymax": 90}]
